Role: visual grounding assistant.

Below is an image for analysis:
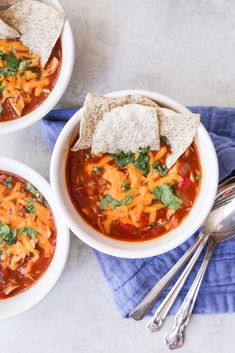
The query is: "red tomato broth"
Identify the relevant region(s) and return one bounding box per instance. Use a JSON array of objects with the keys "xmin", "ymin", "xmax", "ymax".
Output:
[
  {"xmin": 0, "ymin": 172, "xmax": 56, "ymax": 299},
  {"xmin": 66, "ymin": 141, "xmax": 201, "ymax": 242},
  {"xmin": 0, "ymin": 38, "xmax": 62, "ymax": 121}
]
